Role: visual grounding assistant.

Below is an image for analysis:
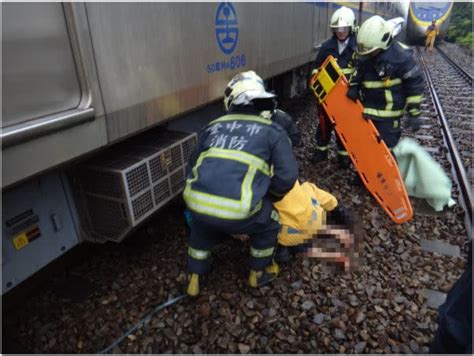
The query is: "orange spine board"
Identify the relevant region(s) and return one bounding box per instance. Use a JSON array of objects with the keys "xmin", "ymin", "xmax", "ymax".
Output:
[{"xmin": 310, "ymin": 56, "xmax": 413, "ymax": 224}]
